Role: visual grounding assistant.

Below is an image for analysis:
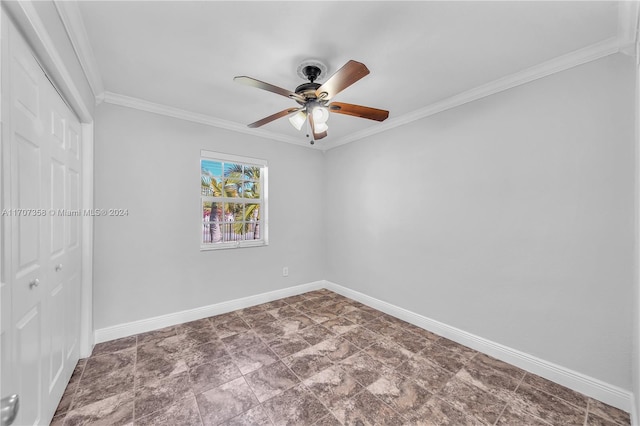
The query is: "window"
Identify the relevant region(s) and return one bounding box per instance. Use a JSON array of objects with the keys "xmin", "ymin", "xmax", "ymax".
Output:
[{"xmin": 200, "ymin": 150, "xmax": 268, "ymax": 250}]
